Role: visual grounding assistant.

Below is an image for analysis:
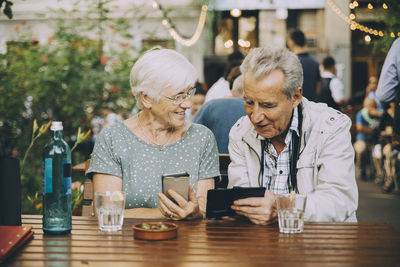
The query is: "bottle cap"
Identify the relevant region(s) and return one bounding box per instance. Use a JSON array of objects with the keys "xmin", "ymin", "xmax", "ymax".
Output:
[{"xmin": 51, "ymin": 121, "xmax": 63, "ymax": 131}]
